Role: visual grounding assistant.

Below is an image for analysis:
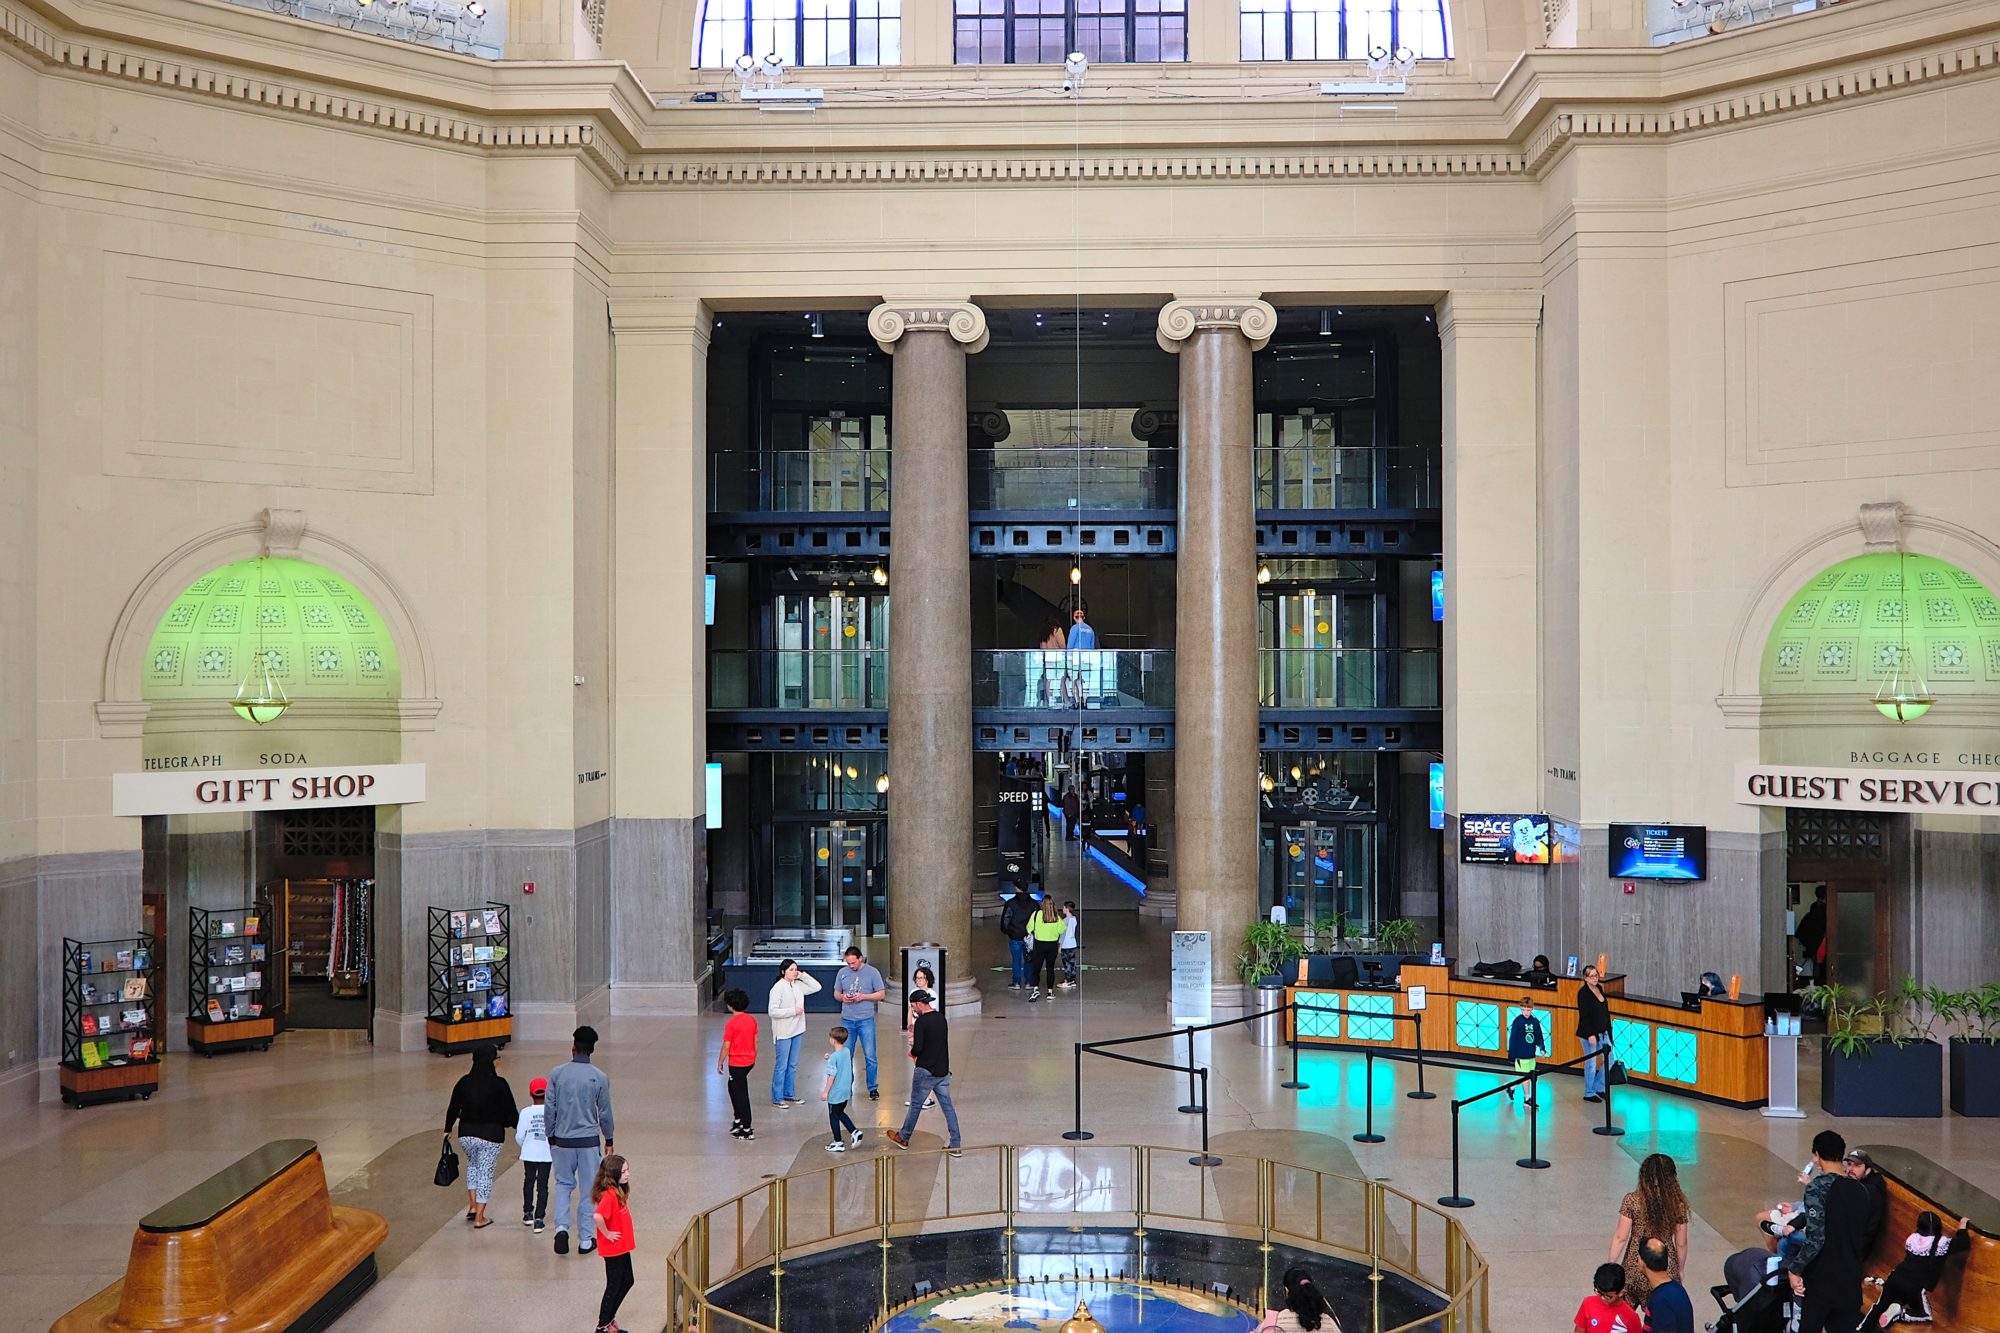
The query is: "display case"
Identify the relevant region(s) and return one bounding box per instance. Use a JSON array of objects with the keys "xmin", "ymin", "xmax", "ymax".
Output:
[
  {"xmin": 60, "ymin": 934, "xmax": 162, "ymax": 1107},
  {"xmin": 425, "ymin": 903, "xmax": 512, "ymax": 1055},
  {"xmin": 186, "ymin": 905, "xmax": 277, "ymax": 1055}
]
